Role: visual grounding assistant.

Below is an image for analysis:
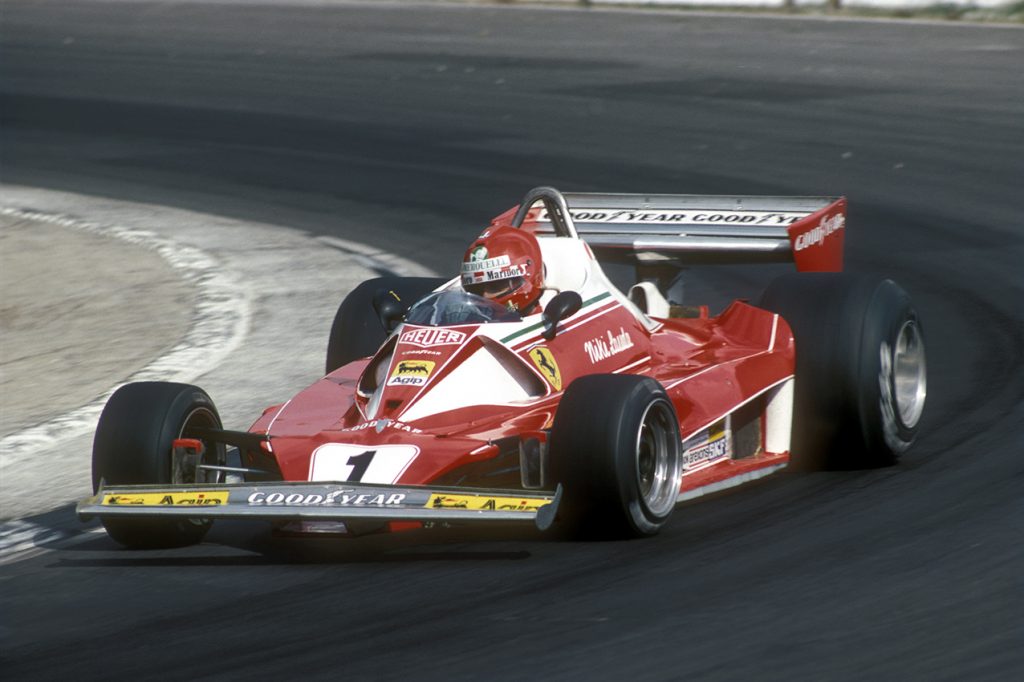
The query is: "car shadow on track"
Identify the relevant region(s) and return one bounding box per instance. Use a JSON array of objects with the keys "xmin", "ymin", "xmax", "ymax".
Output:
[
  {"xmin": 13, "ymin": 505, "xmax": 545, "ymax": 567},
  {"xmin": 12, "ymin": 467, "xmax": 899, "ymax": 569}
]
